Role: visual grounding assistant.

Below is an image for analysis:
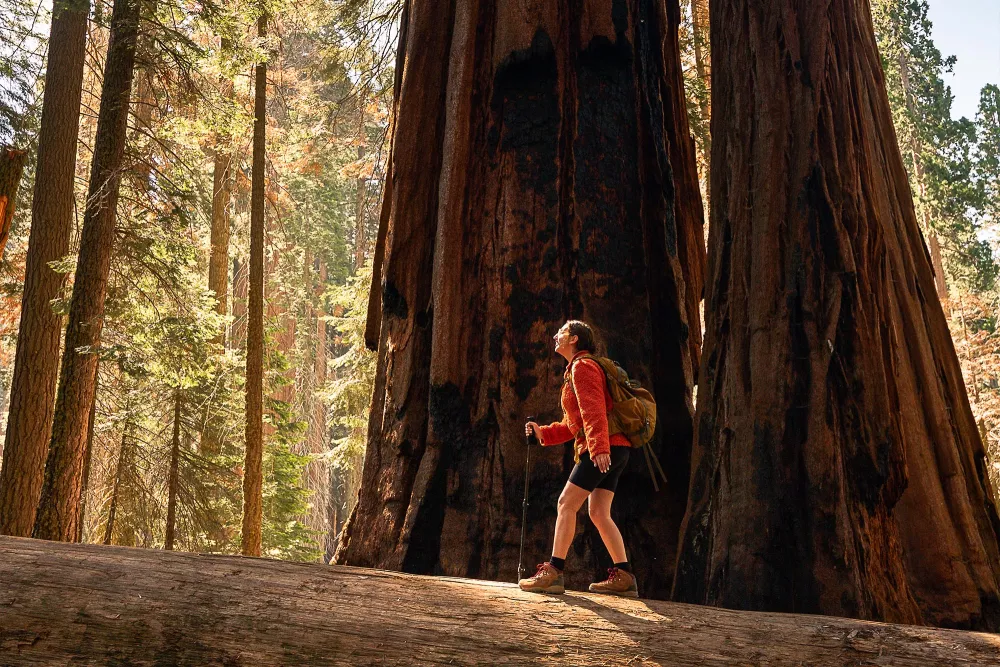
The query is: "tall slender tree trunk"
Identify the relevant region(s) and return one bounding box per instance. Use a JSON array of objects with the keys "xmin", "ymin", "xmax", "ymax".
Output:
[
  {"xmin": 354, "ymin": 145, "xmax": 367, "ymax": 271},
  {"xmin": 201, "ymin": 85, "xmax": 234, "ymax": 454},
  {"xmin": 209, "ymin": 74, "xmax": 235, "ymax": 346},
  {"xmin": 165, "ymin": 391, "xmax": 182, "ymax": 551},
  {"xmin": 208, "ymin": 154, "xmax": 232, "ymax": 340},
  {"xmin": 0, "ymin": 146, "xmax": 27, "ymax": 259},
  {"xmin": 302, "ymin": 257, "xmax": 329, "ymax": 556},
  {"xmin": 673, "ymin": 0, "xmax": 1000, "ymax": 630},
  {"xmin": 103, "ymin": 428, "xmax": 130, "ymax": 546},
  {"xmin": 0, "ymin": 0, "xmax": 90, "ymax": 537},
  {"xmin": 33, "ymin": 0, "xmax": 141, "ymax": 542},
  {"xmin": 242, "ymin": 13, "xmax": 268, "ymax": 558},
  {"xmin": 231, "ymin": 257, "xmax": 248, "ymax": 349},
  {"xmin": 688, "ymin": 0, "xmax": 710, "ymax": 203},
  {"xmin": 897, "ymin": 47, "xmax": 948, "ymax": 303},
  {"xmin": 75, "ymin": 389, "xmax": 98, "ymax": 543},
  {"xmin": 335, "ymin": 0, "xmax": 705, "ymax": 598}
]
